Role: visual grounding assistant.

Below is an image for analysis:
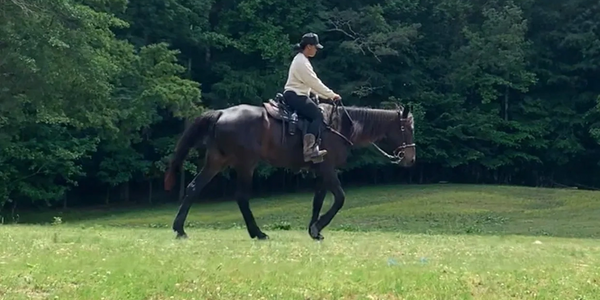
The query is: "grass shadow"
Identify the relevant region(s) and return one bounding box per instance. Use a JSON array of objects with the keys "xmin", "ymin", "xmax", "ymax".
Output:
[{"xmin": 6, "ymin": 184, "xmax": 600, "ymax": 239}]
